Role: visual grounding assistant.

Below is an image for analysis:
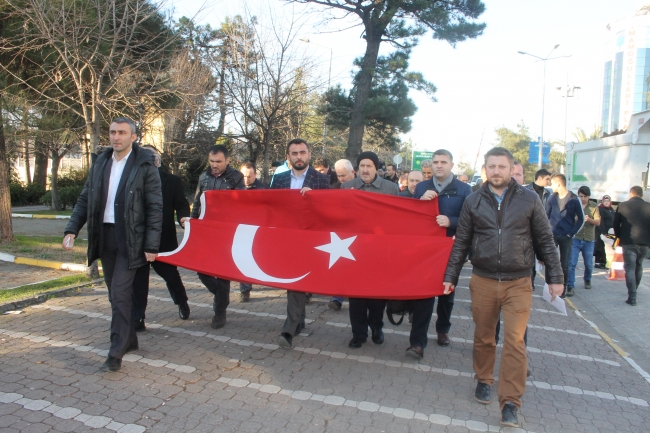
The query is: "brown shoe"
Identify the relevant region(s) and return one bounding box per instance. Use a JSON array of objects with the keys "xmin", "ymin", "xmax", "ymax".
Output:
[
  {"xmin": 405, "ymin": 346, "xmax": 424, "ymax": 359},
  {"xmin": 437, "ymin": 332, "xmax": 450, "ymax": 346}
]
